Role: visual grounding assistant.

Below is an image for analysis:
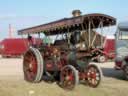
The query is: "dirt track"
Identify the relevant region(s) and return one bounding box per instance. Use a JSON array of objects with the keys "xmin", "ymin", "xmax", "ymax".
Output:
[
  {"xmin": 0, "ymin": 58, "xmax": 127, "ymax": 96},
  {"xmin": 0, "ymin": 58, "xmax": 23, "ymax": 76}
]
